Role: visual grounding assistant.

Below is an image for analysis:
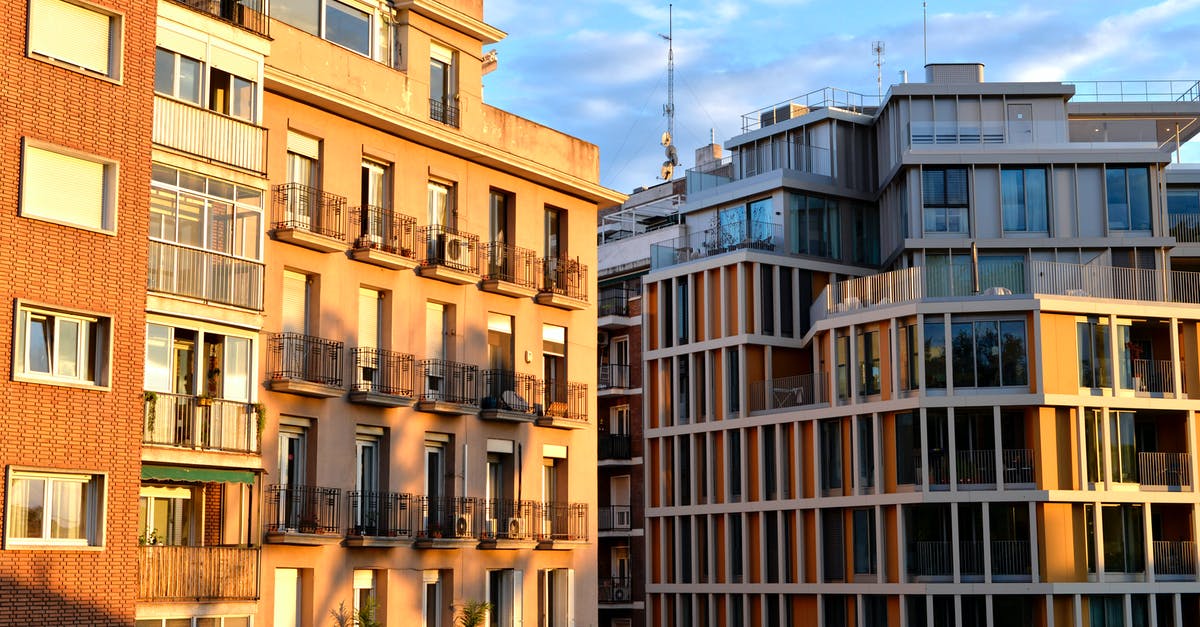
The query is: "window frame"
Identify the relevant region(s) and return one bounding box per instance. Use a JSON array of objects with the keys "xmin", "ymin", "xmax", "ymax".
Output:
[
  {"xmin": 20, "ymin": 139, "xmax": 119, "ymax": 234},
  {"xmin": 26, "ymin": 0, "xmax": 124, "ymax": 82},
  {"xmin": 1106, "ymin": 166, "xmax": 1152, "ymax": 232},
  {"xmin": 921, "ymin": 167, "xmax": 970, "ymax": 234},
  {"xmin": 13, "ymin": 300, "xmax": 112, "ymax": 389},
  {"xmin": 949, "ymin": 317, "xmax": 1028, "ymax": 389},
  {"xmin": 5, "ymin": 467, "xmax": 107, "ymax": 549},
  {"xmin": 1000, "ymin": 166, "xmax": 1049, "ymax": 233}
]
